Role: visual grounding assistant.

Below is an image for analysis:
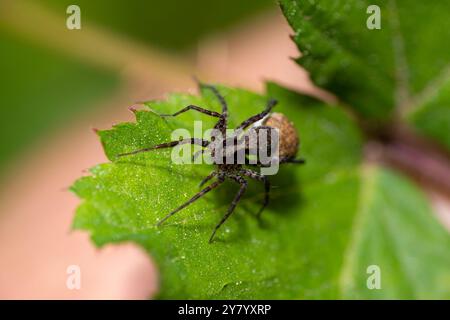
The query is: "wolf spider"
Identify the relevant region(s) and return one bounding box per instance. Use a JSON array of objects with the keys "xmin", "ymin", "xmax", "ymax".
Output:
[{"xmin": 118, "ymin": 82, "xmax": 304, "ymax": 243}]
